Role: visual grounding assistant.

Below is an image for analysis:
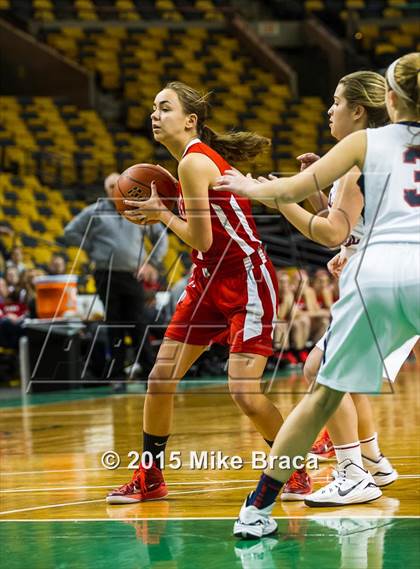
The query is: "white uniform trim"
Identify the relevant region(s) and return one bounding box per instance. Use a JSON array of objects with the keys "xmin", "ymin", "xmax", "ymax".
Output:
[
  {"xmin": 230, "ymin": 195, "xmax": 261, "ymax": 244},
  {"xmin": 260, "ymin": 262, "xmax": 278, "ymax": 338},
  {"xmin": 243, "ymin": 262, "xmax": 263, "ymax": 342},
  {"xmin": 181, "ymin": 137, "xmax": 201, "ymax": 158},
  {"xmin": 211, "ymin": 203, "xmax": 254, "ymax": 256}
]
